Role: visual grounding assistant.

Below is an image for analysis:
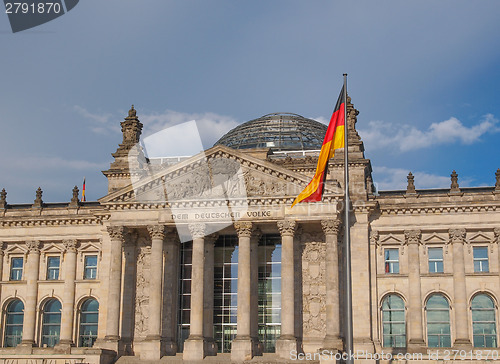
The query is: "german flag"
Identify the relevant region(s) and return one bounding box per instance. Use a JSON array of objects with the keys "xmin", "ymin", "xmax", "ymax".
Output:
[
  {"xmin": 82, "ymin": 177, "xmax": 86, "ymax": 202},
  {"xmin": 291, "ymin": 86, "xmax": 345, "ymax": 207}
]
